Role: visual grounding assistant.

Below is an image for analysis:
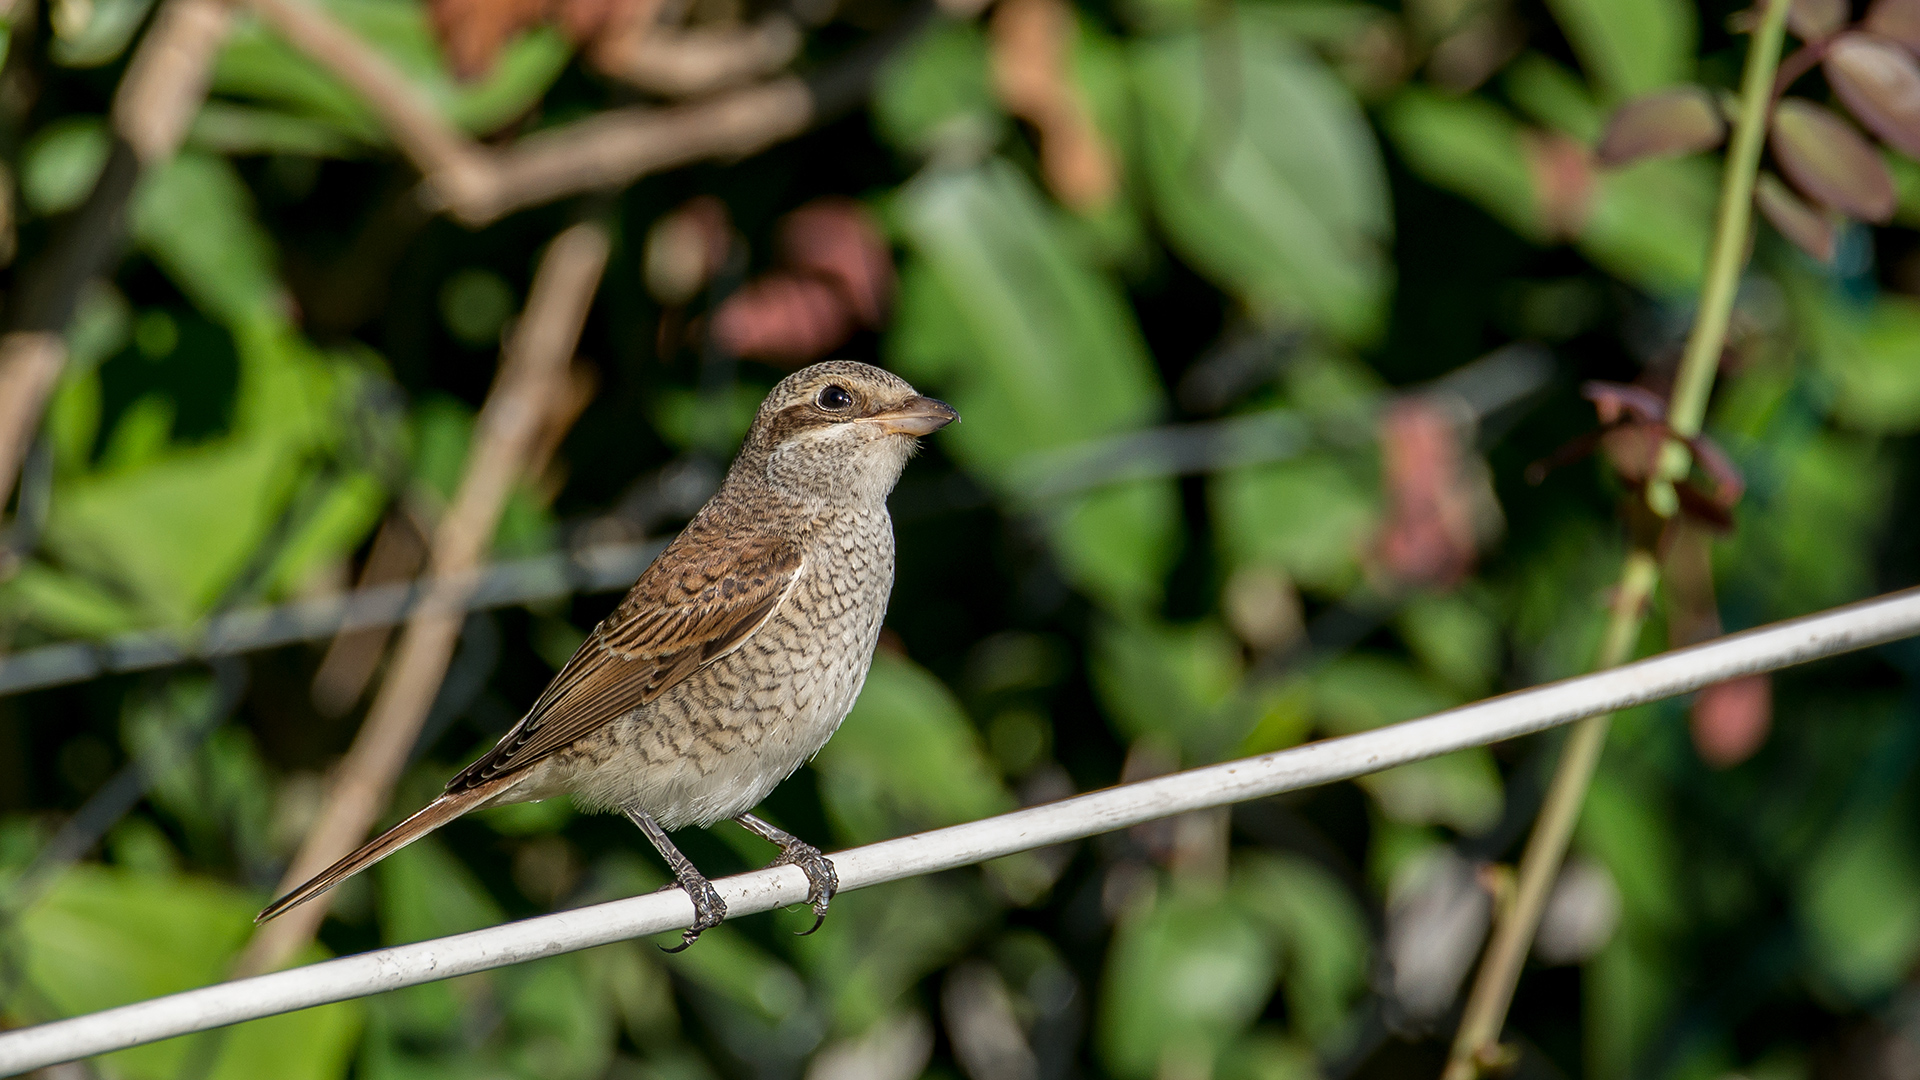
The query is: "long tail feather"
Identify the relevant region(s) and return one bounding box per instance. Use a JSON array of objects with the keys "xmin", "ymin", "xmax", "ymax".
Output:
[{"xmin": 256, "ymin": 778, "xmax": 511, "ymax": 923}]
